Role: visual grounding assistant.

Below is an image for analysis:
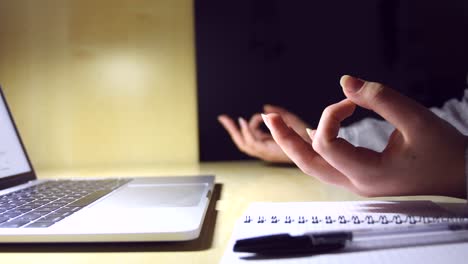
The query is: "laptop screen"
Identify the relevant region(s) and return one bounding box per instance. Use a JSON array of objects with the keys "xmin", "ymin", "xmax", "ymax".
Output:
[{"xmin": 0, "ymin": 88, "xmax": 32, "ymax": 182}]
